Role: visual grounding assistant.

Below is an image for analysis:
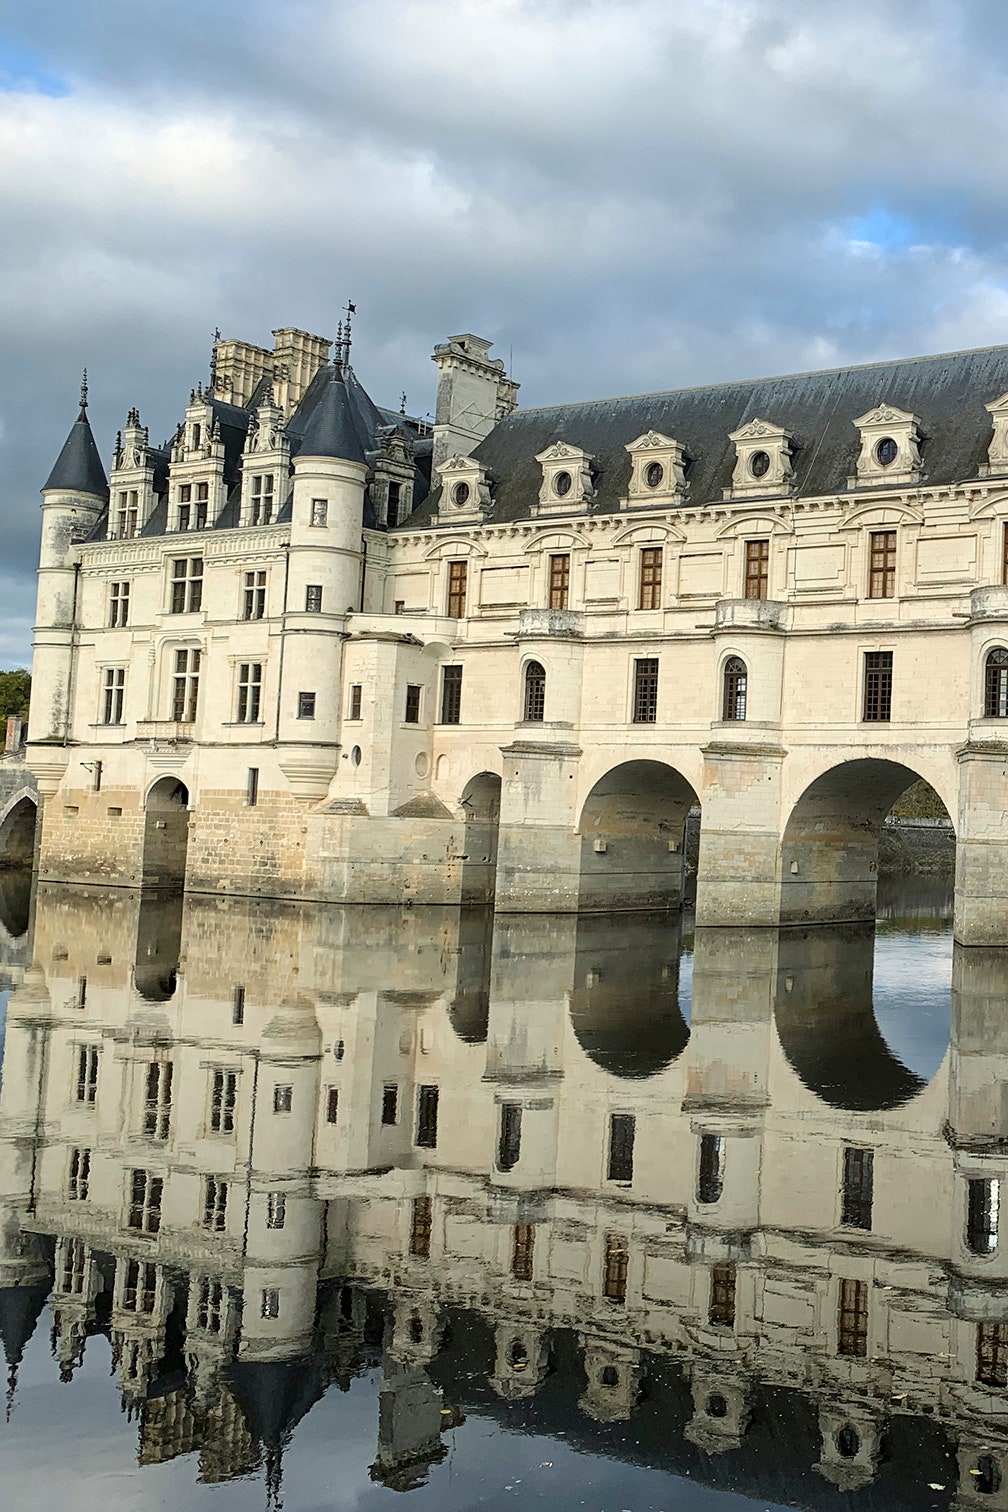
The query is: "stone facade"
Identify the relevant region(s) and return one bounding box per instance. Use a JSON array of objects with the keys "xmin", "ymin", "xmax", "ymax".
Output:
[{"xmin": 22, "ymin": 331, "xmax": 1008, "ymax": 938}]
